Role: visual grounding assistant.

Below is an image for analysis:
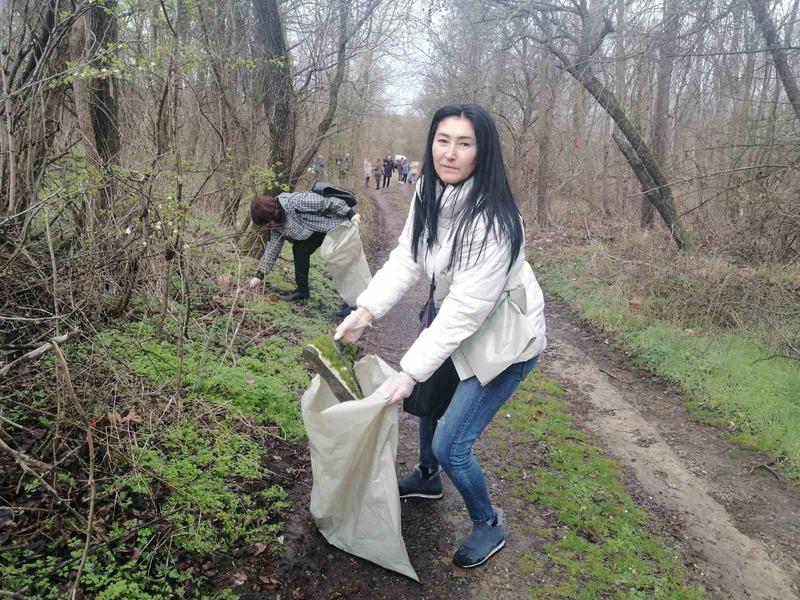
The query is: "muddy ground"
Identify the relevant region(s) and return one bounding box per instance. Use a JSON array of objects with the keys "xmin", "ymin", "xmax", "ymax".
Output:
[{"xmin": 252, "ymin": 184, "xmax": 800, "ymax": 600}]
